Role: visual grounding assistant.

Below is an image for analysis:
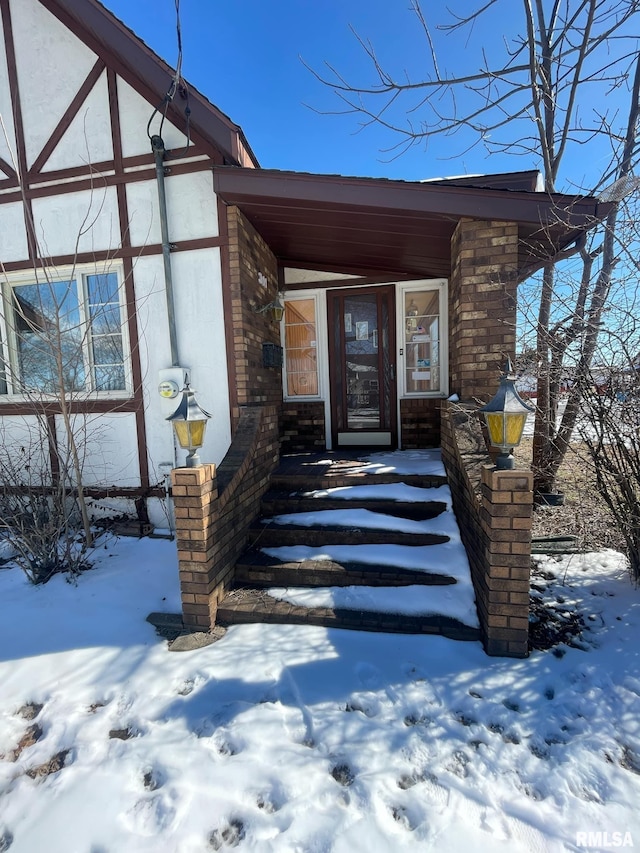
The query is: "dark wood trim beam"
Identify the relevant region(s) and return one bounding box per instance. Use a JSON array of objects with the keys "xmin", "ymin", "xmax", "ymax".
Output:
[
  {"xmin": 0, "ymin": 398, "xmax": 139, "ymax": 415},
  {"xmin": 0, "ymin": 156, "xmax": 16, "ymax": 179},
  {"xmin": 283, "ymin": 273, "xmax": 420, "ymax": 291},
  {"xmin": 0, "ymin": 0, "xmax": 36, "ymax": 259},
  {"xmin": 0, "ymin": 236, "xmax": 227, "ymax": 273},
  {"xmin": 107, "ymin": 66, "xmax": 149, "ymax": 490},
  {"xmin": 29, "ymin": 58, "xmax": 106, "ymax": 176},
  {"xmin": 1, "ymin": 158, "xmax": 215, "ymax": 204}
]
